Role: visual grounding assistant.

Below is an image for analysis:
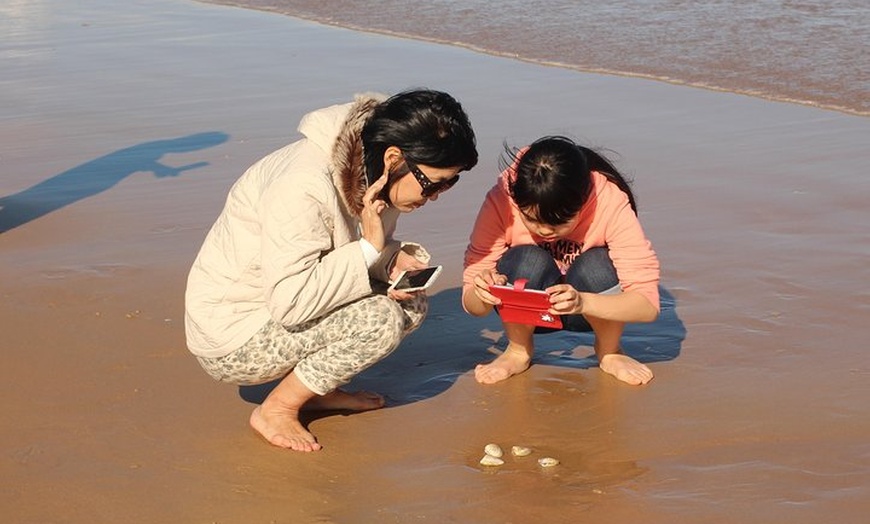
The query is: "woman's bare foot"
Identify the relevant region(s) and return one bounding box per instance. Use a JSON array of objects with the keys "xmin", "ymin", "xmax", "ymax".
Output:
[
  {"xmin": 249, "ymin": 404, "xmax": 322, "ymax": 452},
  {"xmin": 249, "ymin": 371, "xmax": 324, "ymax": 451},
  {"xmin": 303, "ymin": 389, "xmax": 385, "ymax": 411},
  {"xmin": 474, "ymin": 344, "xmax": 532, "ymax": 384},
  {"xmin": 599, "ymin": 353, "xmax": 654, "ymax": 385}
]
